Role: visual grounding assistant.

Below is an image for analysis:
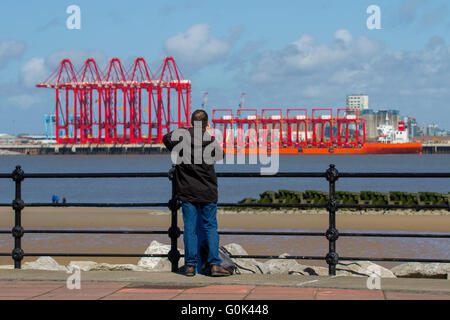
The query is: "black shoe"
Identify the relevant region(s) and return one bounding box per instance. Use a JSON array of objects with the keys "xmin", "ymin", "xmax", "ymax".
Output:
[{"xmin": 185, "ymin": 265, "xmax": 196, "ymax": 277}]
